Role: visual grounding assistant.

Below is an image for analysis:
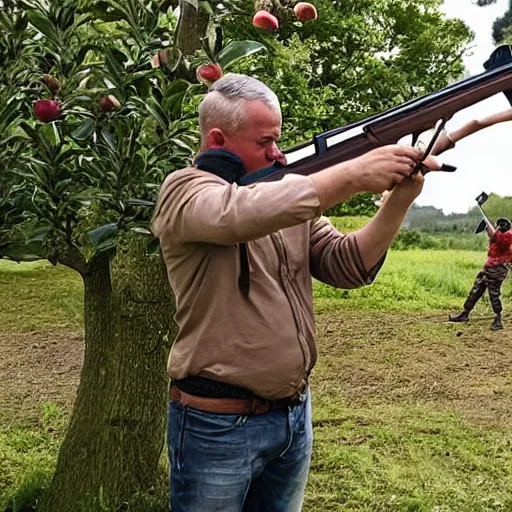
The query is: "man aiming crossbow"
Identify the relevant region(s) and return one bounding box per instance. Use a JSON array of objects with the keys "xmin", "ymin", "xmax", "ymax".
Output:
[{"xmin": 152, "ymin": 43, "xmax": 512, "ymax": 511}]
